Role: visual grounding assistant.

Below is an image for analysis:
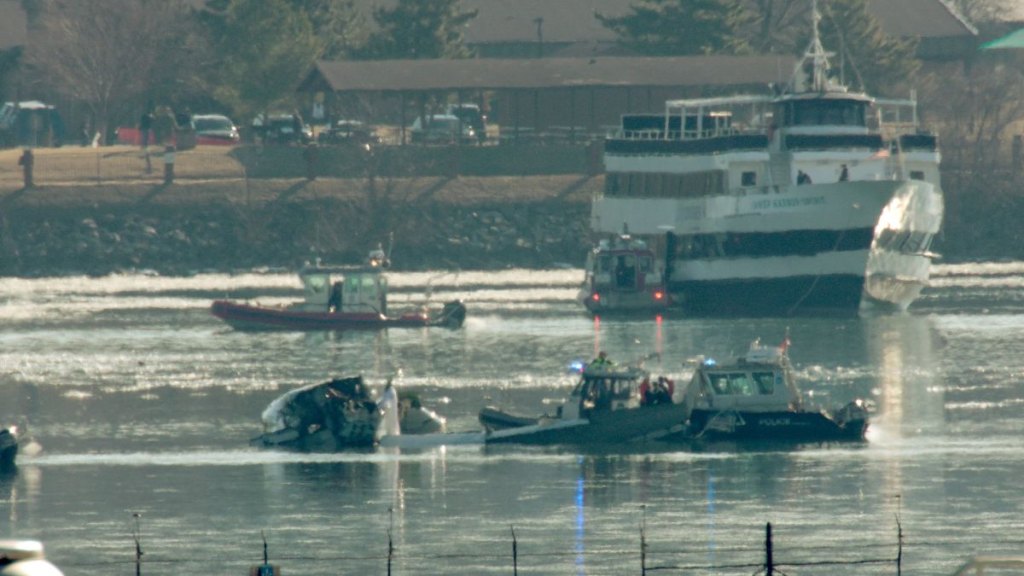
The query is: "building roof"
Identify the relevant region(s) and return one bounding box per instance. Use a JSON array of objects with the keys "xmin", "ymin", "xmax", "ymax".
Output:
[
  {"xmin": 866, "ymin": 0, "xmax": 977, "ymax": 37},
  {"xmin": 0, "ymin": 0, "xmax": 27, "ymax": 51},
  {"xmin": 301, "ymin": 55, "xmax": 797, "ymax": 94},
  {"xmin": 980, "ymin": 27, "xmax": 1024, "ymax": 50}
]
